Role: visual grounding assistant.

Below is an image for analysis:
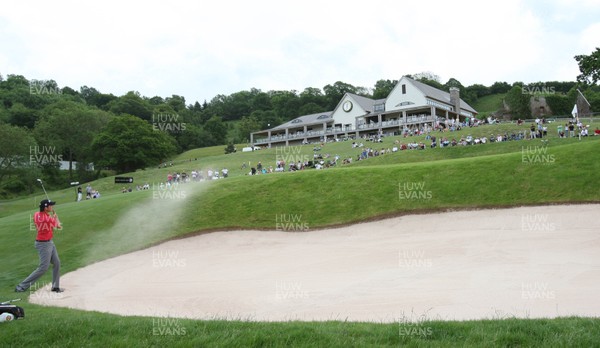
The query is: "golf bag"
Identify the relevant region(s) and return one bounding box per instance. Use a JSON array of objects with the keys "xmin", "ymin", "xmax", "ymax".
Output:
[{"xmin": 0, "ymin": 300, "xmax": 25, "ymax": 321}]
